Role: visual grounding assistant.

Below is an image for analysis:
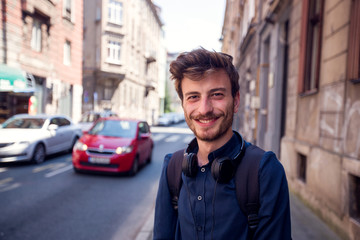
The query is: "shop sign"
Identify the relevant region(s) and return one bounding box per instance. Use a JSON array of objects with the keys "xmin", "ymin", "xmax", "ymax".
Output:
[{"xmin": 0, "ymin": 64, "xmax": 34, "ymax": 92}]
